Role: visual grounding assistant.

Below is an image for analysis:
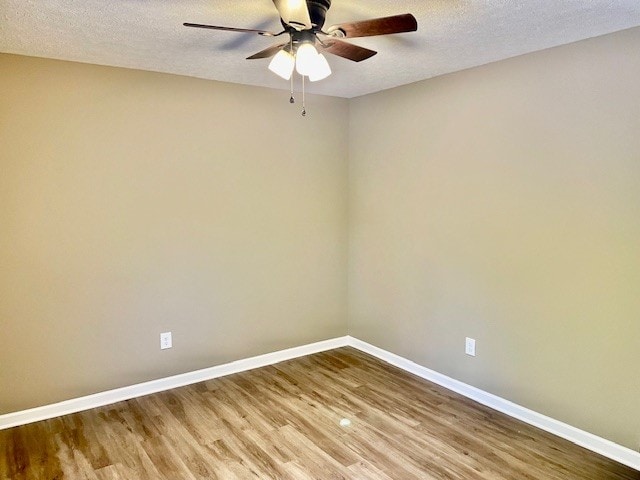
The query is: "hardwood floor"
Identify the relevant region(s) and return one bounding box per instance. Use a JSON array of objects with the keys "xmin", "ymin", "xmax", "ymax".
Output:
[{"xmin": 1, "ymin": 347, "xmax": 638, "ymax": 479}]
